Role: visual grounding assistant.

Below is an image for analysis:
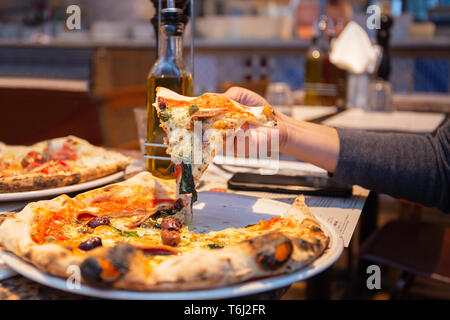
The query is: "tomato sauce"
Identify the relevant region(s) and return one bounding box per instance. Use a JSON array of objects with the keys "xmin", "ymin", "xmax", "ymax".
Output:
[
  {"xmin": 163, "ymin": 94, "xmax": 243, "ymax": 112},
  {"xmin": 88, "ymin": 198, "xmax": 175, "ymax": 213},
  {"xmin": 32, "ymin": 196, "xmax": 175, "ymax": 244},
  {"xmin": 33, "ymin": 209, "xmax": 76, "ymax": 244}
]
